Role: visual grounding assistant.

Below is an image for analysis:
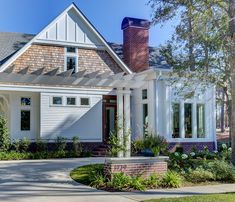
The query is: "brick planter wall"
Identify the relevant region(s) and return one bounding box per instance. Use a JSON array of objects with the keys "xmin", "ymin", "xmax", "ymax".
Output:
[
  {"xmin": 168, "ymin": 142, "xmax": 216, "ymax": 153},
  {"xmin": 104, "ymin": 157, "xmax": 168, "ymax": 179}
]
